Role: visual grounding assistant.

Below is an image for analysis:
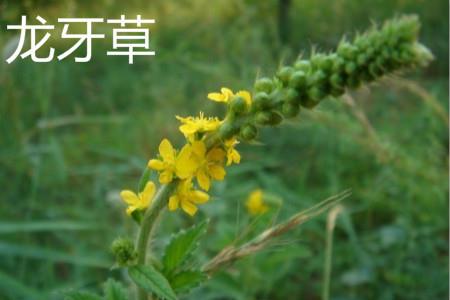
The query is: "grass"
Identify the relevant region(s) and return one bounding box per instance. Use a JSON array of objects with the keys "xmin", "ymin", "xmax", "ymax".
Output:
[{"xmin": 0, "ymin": 0, "xmax": 448, "ymax": 299}]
